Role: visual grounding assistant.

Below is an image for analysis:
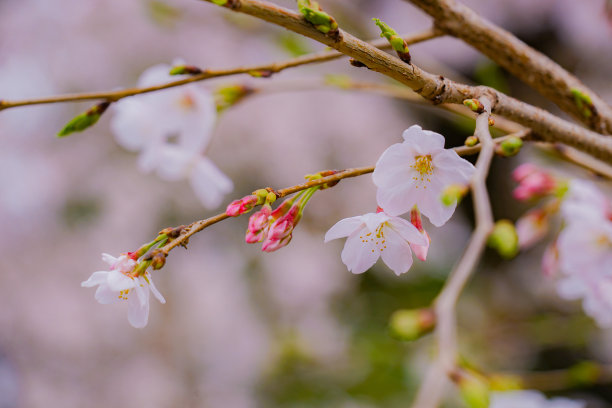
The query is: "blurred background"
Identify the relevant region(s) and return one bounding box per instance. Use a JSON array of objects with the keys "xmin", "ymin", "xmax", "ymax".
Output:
[{"xmin": 1, "ymin": 0, "xmax": 611, "ymax": 407}]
